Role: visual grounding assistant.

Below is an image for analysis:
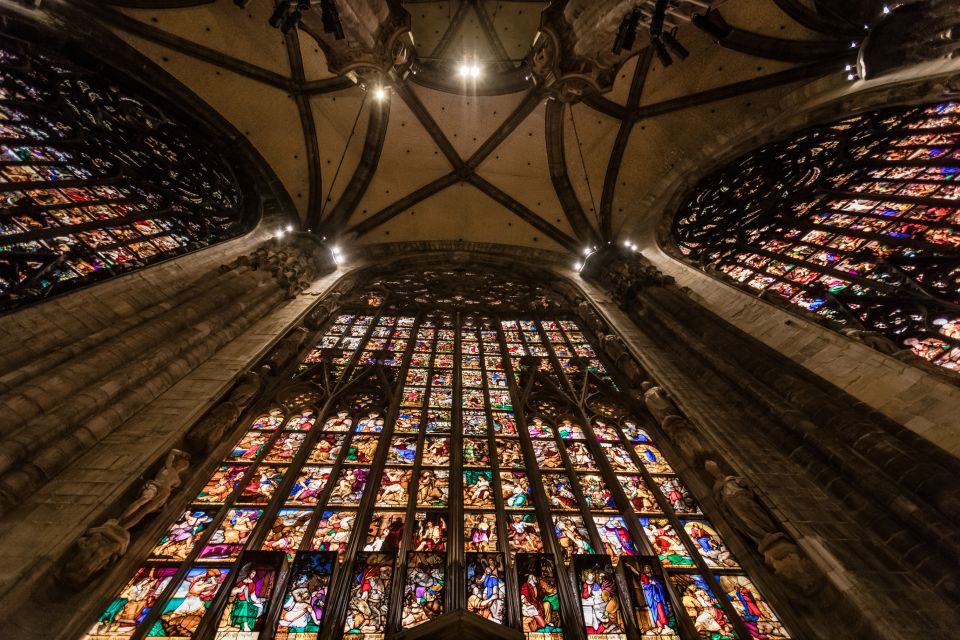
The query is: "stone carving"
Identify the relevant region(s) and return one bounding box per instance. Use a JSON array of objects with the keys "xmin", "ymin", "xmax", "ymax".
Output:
[
  {"xmin": 661, "ymin": 414, "xmax": 713, "ymax": 465},
  {"xmin": 60, "ymin": 519, "xmax": 131, "ymax": 588},
  {"xmin": 705, "ymin": 461, "xmax": 821, "ymax": 595},
  {"xmin": 305, "ymin": 292, "xmax": 342, "ymax": 330},
  {"xmin": 262, "ymin": 327, "xmax": 310, "ymax": 376},
  {"xmin": 221, "ymin": 237, "xmax": 331, "ymax": 298},
  {"xmin": 577, "ymin": 300, "xmax": 607, "ymax": 336},
  {"xmin": 59, "ymin": 447, "xmax": 195, "ymax": 586},
  {"xmin": 839, "ymin": 328, "xmax": 899, "ymax": 355},
  {"xmin": 186, "ymin": 371, "xmax": 263, "ymax": 454},
  {"xmin": 118, "ymin": 449, "xmax": 191, "ymax": 530},
  {"xmin": 642, "ymin": 382, "xmax": 679, "ymax": 424}
]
